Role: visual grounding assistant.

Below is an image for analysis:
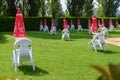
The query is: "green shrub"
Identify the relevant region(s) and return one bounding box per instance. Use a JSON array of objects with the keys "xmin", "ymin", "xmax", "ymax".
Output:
[{"xmin": 0, "ymin": 17, "xmax": 119, "ymax": 32}]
